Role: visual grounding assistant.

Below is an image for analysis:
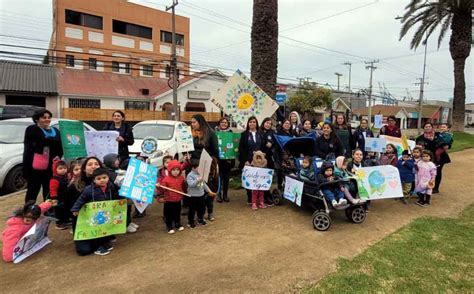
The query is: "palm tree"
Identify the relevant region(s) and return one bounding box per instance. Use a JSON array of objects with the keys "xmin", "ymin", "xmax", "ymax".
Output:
[
  {"xmin": 399, "ymin": 0, "xmax": 472, "ymax": 131},
  {"xmin": 251, "ymin": 0, "xmax": 279, "ymax": 100}
]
